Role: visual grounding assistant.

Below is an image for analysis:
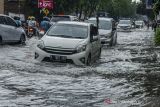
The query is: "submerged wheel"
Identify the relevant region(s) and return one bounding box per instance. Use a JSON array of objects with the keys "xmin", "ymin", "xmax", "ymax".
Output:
[
  {"xmin": 20, "ymin": 35, "xmax": 26, "ymax": 45},
  {"xmin": 0, "ymin": 37, "xmax": 2, "ymax": 45},
  {"xmin": 86, "ymin": 54, "xmax": 91, "ymax": 66}
]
